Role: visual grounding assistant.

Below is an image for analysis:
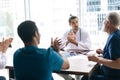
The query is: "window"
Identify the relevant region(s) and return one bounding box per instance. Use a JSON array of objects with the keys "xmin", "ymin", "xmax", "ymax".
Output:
[
  {"xmin": 1, "ymin": 0, "xmax": 120, "ymax": 51},
  {"xmin": 81, "ymin": 0, "xmax": 120, "ymax": 49},
  {"xmin": 0, "ymin": 0, "xmax": 25, "ymax": 53},
  {"xmin": 30, "ymin": 0, "xmax": 80, "ymax": 48}
]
